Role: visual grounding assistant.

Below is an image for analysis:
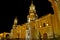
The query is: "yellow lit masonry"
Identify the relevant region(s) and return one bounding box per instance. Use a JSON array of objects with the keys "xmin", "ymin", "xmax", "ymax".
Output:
[{"xmin": 0, "ymin": 0, "xmax": 60, "ymax": 39}]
